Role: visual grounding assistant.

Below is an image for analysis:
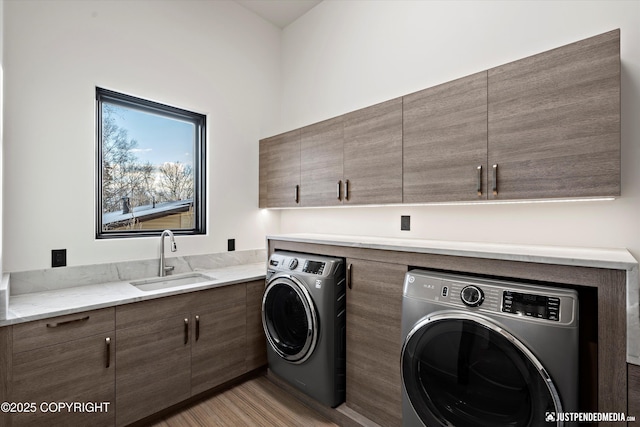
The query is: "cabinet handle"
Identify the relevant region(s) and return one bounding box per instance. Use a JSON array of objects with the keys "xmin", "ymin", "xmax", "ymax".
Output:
[
  {"xmin": 195, "ymin": 315, "xmax": 200, "ymax": 342},
  {"xmin": 105, "ymin": 337, "xmax": 111, "ymax": 368},
  {"xmin": 345, "ymin": 180, "xmax": 350, "ymax": 201},
  {"xmin": 337, "ymin": 181, "xmax": 342, "ymax": 201},
  {"xmin": 294, "ymin": 185, "xmax": 299, "ymax": 204},
  {"xmin": 477, "ymin": 165, "xmax": 483, "ymax": 196},
  {"xmin": 46, "ymin": 315, "xmax": 89, "ymax": 328},
  {"xmin": 347, "ymin": 263, "xmax": 352, "ymax": 289},
  {"xmin": 184, "ymin": 318, "xmax": 189, "ymax": 345},
  {"xmin": 492, "ymin": 164, "xmax": 498, "ymax": 196}
]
